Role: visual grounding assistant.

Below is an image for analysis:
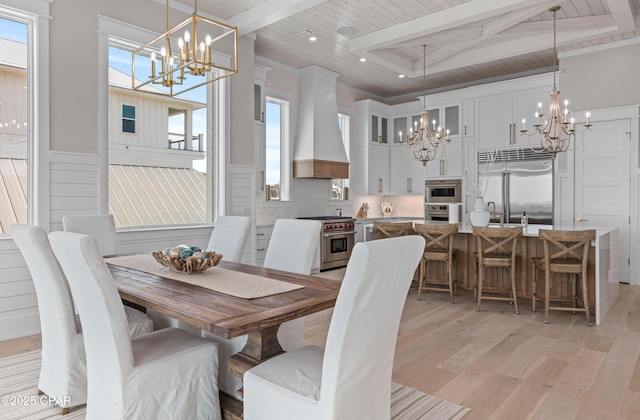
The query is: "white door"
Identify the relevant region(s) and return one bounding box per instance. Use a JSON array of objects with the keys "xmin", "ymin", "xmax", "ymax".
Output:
[{"xmin": 575, "ymin": 118, "xmax": 630, "ymax": 283}]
